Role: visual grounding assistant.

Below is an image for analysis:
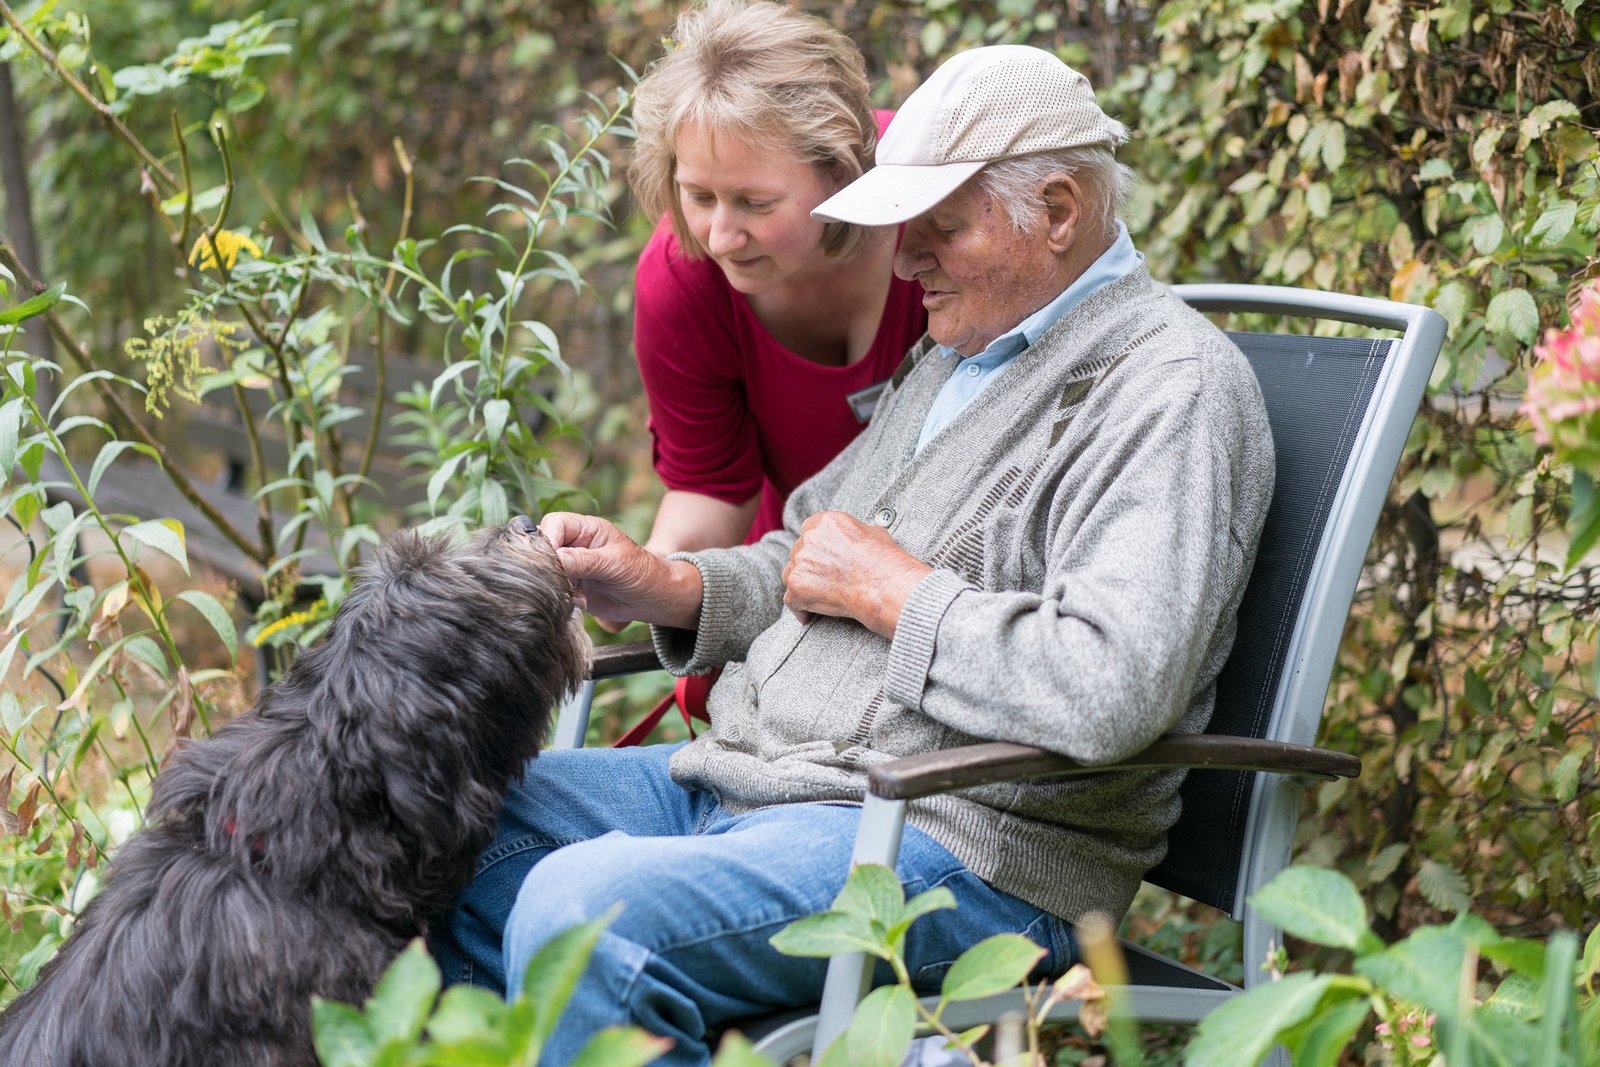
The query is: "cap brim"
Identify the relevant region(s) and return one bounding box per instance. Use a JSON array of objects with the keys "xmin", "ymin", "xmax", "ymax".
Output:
[{"xmin": 811, "ymin": 160, "xmax": 987, "ymax": 226}]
